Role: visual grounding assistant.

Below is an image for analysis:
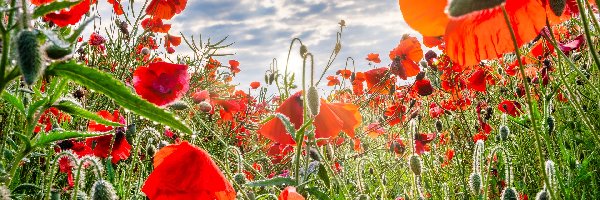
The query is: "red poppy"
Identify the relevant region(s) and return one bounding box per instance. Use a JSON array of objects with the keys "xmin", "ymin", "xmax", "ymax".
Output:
[
  {"xmin": 141, "ymin": 18, "xmax": 172, "ymax": 33},
  {"xmin": 352, "ymin": 72, "xmax": 366, "ymax": 95},
  {"xmin": 367, "ymin": 53, "xmax": 381, "ymax": 63},
  {"xmin": 385, "ymin": 102, "xmax": 407, "ymax": 126},
  {"xmin": 87, "ymin": 110, "xmax": 125, "ymax": 132},
  {"xmin": 364, "ymin": 67, "xmax": 392, "ymax": 94},
  {"xmin": 85, "ymin": 130, "xmax": 131, "ymax": 164},
  {"xmin": 559, "ymin": 35, "xmax": 585, "ymax": 55},
  {"xmin": 266, "ymin": 143, "xmax": 294, "ymax": 164},
  {"xmin": 89, "ymin": 32, "xmax": 106, "ymax": 46},
  {"xmin": 413, "ymin": 79, "xmax": 434, "ymax": 96},
  {"xmin": 35, "ymin": 107, "xmax": 71, "ymax": 133},
  {"xmin": 43, "ymin": 0, "xmax": 94, "ymax": 27},
  {"xmin": 258, "ymin": 91, "xmax": 362, "ymax": 145},
  {"xmin": 467, "ymin": 69, "xmax": 487, "ymax": 92},
  {"xmin": 146, "ymin": 0, "xmax": 188, "ymax": 20},
  {"xmin": 192, "ymin": 90, "xmax": 210, "ymax": 103},
  {"xmin": 498, "ymin": 100, "xmax": 522, "ymax": 117},
  {"xmin": 250, "ymin": 81, "xmax": 261, "ymax": 89},
  {"xmin": 429, "ymin": 102, "xmax": 443, "ymax": 118},
  {"xmin": 390, "ymin": 137, "xmax": 407, "ymax": 156},
  {"xmin": 229, "ymin": 60, "xmax": 241, "ymax": 74},
  {"xmin": 365, "ymin": 123, "xmax": 385, "ymax": 138},
  {"xmin": 473, "ymin": 131, "xmax": 488, "ymax": 142},
  {"xmin": 142, "ymin": 141, "xmax": 236, "ymax": 200},
  {"xmin": 441, "ymin": 149, "xmax": 455, "ymax": 167},
  {"xmin": 389, "ymin": 35, "xmax": 423, "ymax": 80},
  {"xmin": 133, "ymin": 61, "xmax": 190, "ymax": 106},
  {"xmin": 326, "ymin": 75, "xmax": 340, "ymax": 86},
  {"xmin": 278, "ymin": 186, "xmax": 305, "ymax": 200},
  {"xmin": 213, "ymin": 99, "xmax": 242, "ymax": 122},
  {"xmin": 399, "ymin": 0, "xmax": 560, "ymax": 66},
  {"xmin": 423, "ymin": 36, "xmax": 444, "ymax": 48},
  {"xmin": 414, "ymin": 132, "xmax": 436, "ymax": 155},
  {"xmin": 336, "ymin": 69, "xmax": 352, "ymax": 79},
  {"xmin": 164, "ymin": 34, "xmax": 182, "ymax": 49},
  {"xmin": 107, "ymin": 0, "xmax": 124, "ymax": 15},
  {"xmin": 30, "ymin": 0, "xmax": 53, "ymax": 5}
]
